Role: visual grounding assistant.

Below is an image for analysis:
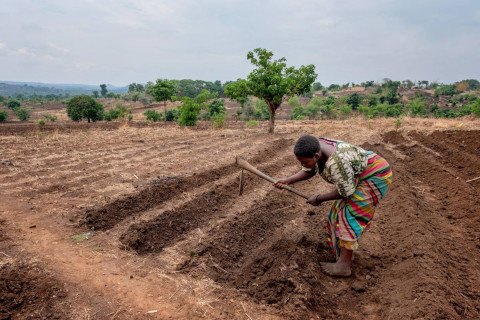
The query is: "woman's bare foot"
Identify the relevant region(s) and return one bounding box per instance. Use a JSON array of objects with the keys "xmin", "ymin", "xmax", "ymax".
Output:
[{"xmin": 321, "ymin": 247, "xmax": 353, "ymax": 277}]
